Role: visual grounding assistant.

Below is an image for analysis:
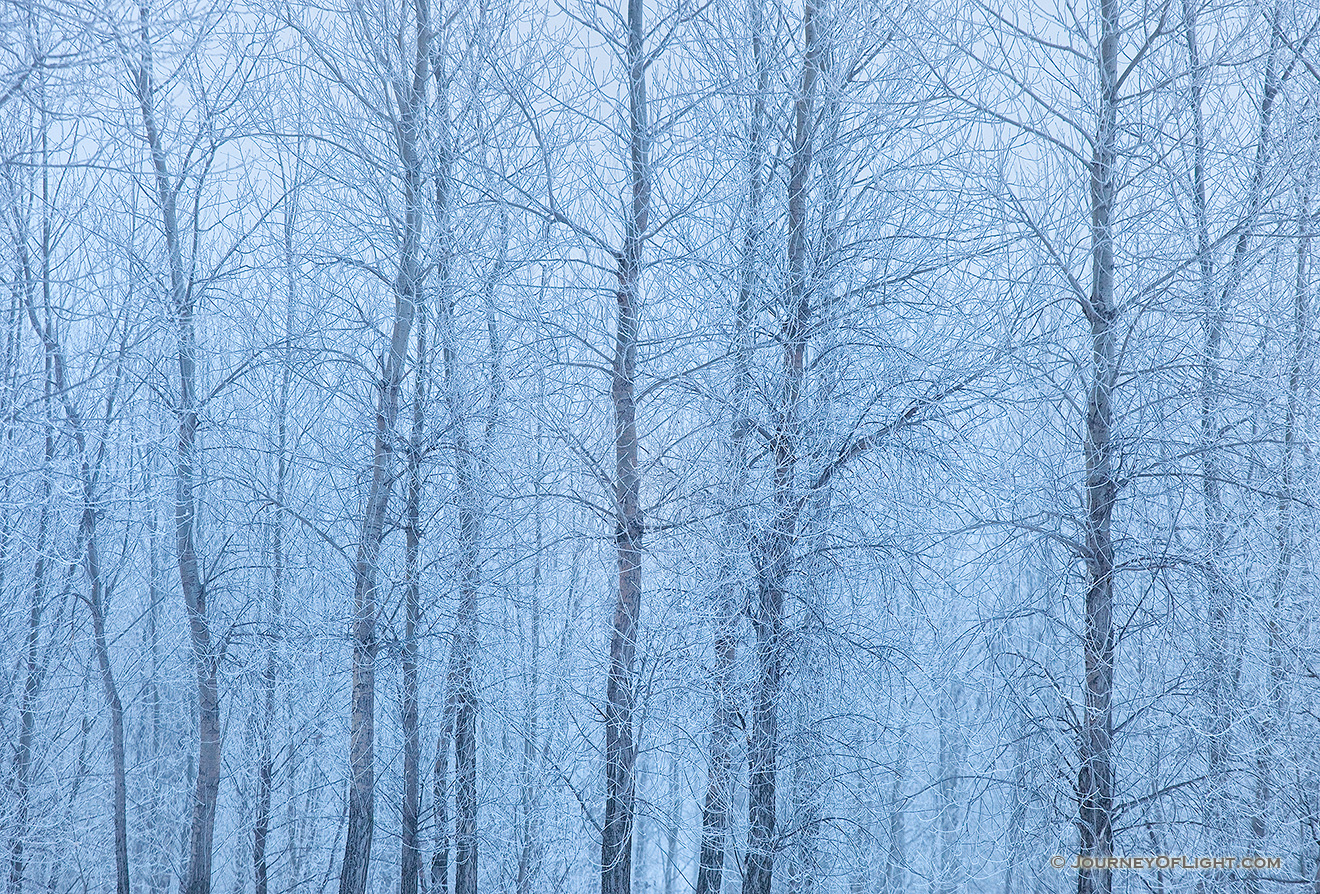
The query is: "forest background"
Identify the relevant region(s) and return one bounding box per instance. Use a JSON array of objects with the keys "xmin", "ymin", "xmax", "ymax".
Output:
[{"xmin": 2, "ymin": 1, "xmax": 1319, "ymax": 893}]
